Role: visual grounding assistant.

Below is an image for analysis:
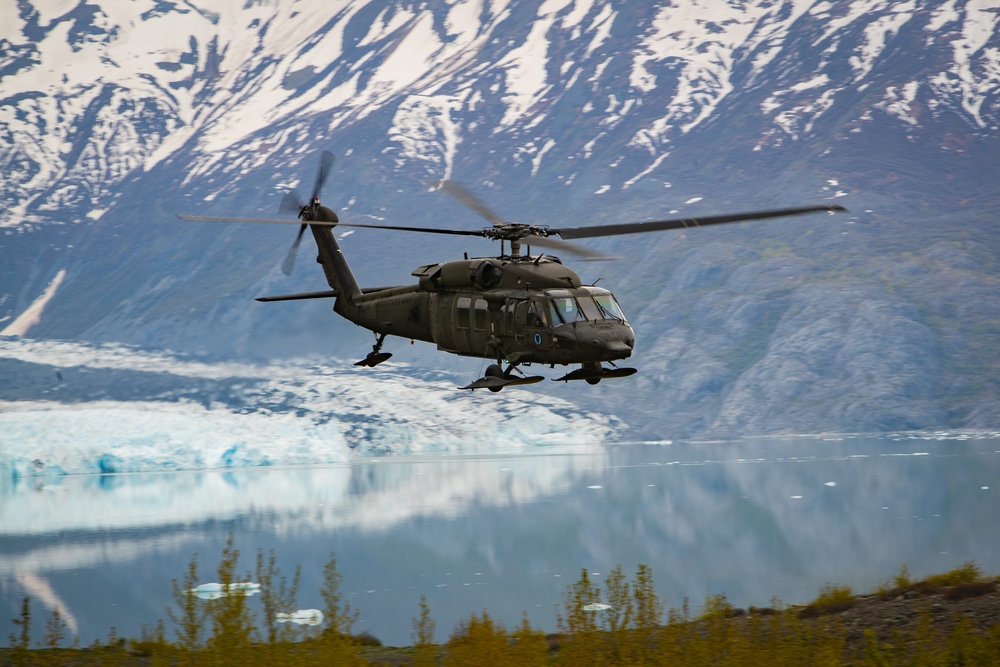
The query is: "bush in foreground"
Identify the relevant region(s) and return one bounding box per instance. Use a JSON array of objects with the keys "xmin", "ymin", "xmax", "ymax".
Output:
[{"xmin": 4, "ymin": 547, "xmax": 1000, "ymax": 666}]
